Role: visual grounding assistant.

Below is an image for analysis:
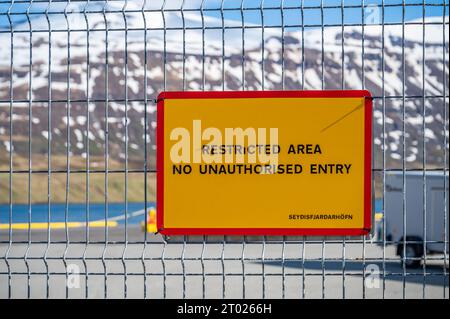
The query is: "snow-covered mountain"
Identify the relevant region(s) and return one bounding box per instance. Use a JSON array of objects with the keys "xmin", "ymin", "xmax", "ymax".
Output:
[{"xmin": 0, "ymin": 2, "xmax": 448, "ymax": 170}]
